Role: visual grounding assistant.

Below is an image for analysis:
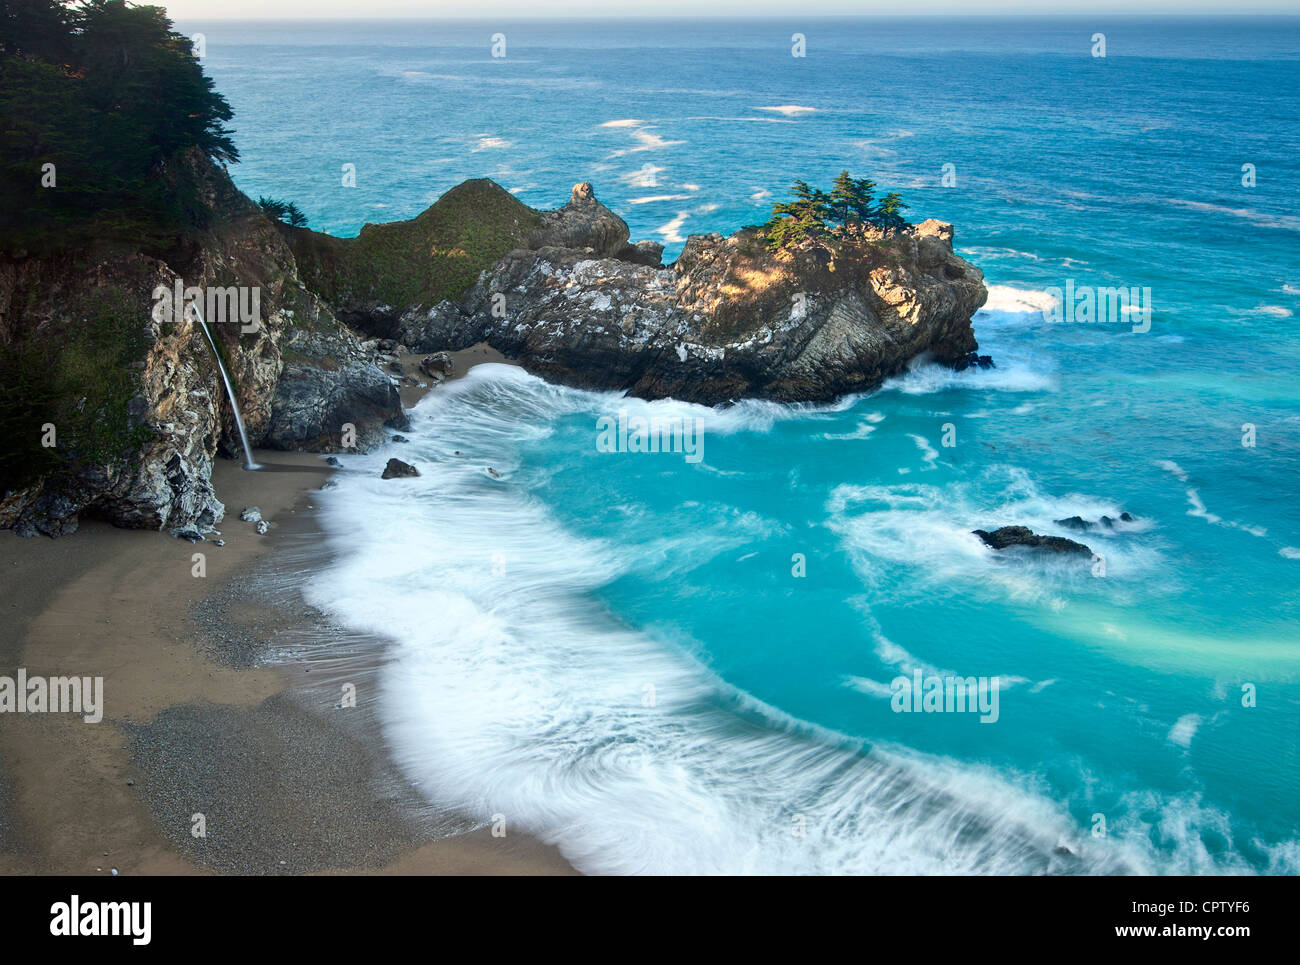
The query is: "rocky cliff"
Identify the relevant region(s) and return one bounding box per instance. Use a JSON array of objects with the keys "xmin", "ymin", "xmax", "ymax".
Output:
[
  {"xmin": 1, "ymin": 169, "xmax": 987, "ymax": 538},
  {"xmin": 392, "ymin": 183, "xmax": 987, "ymax": 405},
  {"xmin": 0, "ymin": 150, "xmax": 406, "ymax": 537}
]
